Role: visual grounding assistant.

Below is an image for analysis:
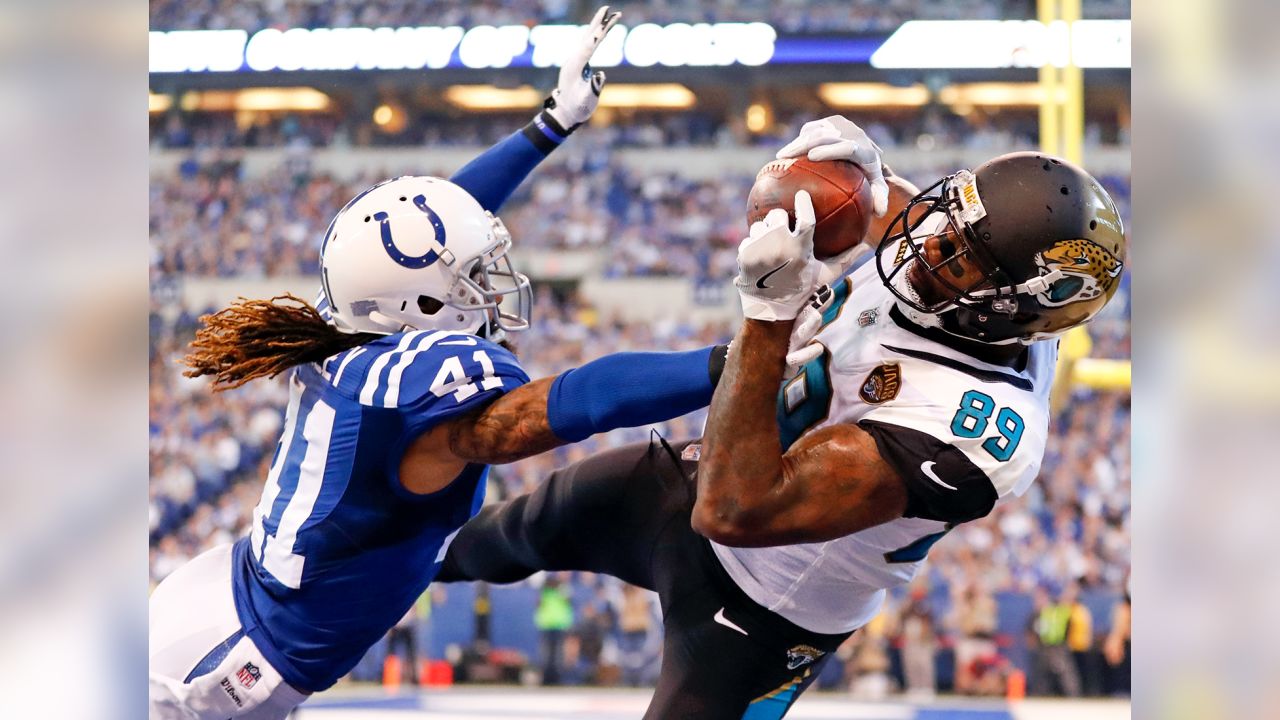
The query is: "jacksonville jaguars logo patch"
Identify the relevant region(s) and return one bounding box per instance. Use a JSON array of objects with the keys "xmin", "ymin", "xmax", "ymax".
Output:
[
  {"xmin": 786, "ymin": 644, "xmax": 825, "ymax": 670},
  {"xmin": 859, "ymin": 363, "xmax": 901, "ymax": 405},
  {"xmin": 1033, "ymin": 239, "xmax": 1123, "ymax": 307}
]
